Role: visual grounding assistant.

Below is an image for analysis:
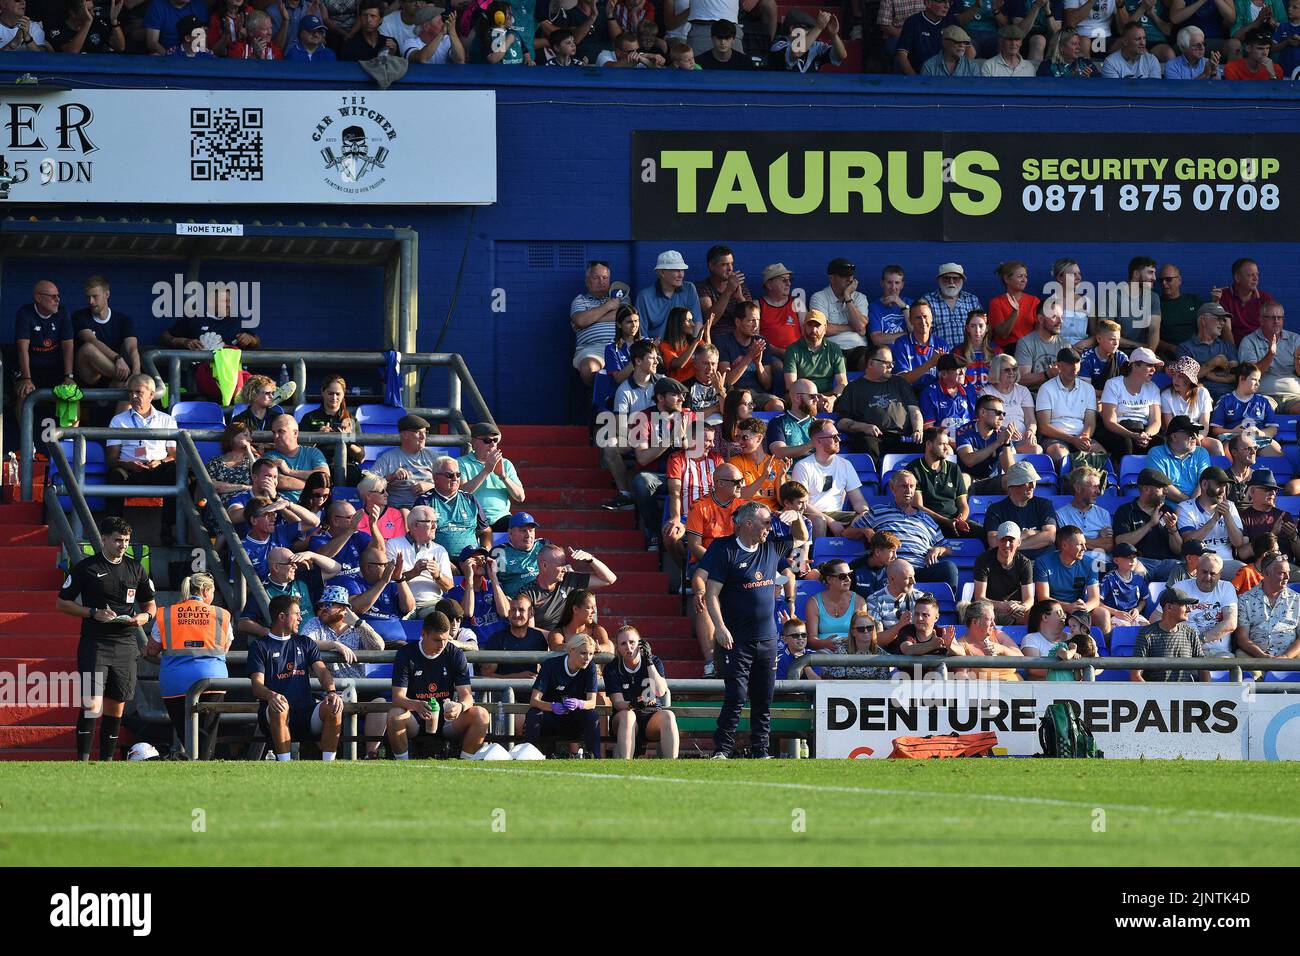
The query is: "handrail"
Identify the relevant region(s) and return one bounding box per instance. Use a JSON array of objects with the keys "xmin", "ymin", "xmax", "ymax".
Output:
[
  {"xmin": 787, "ymin": 652, "xmax": 1300, "ymax": 680},
  {"xmin": 176, "ymin": 483, "xmax": 245, "ymax": 615},
  {"xmin": 175, "ymin": 431, "xmax": 270, "ymax": 624},
  {"xmin": 42, "ymin": 488, "xmax": 85, "ymax": 569},
  {"xmin": 43, "ymin": 437, "xmax": 102, "ymax": 553}
]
